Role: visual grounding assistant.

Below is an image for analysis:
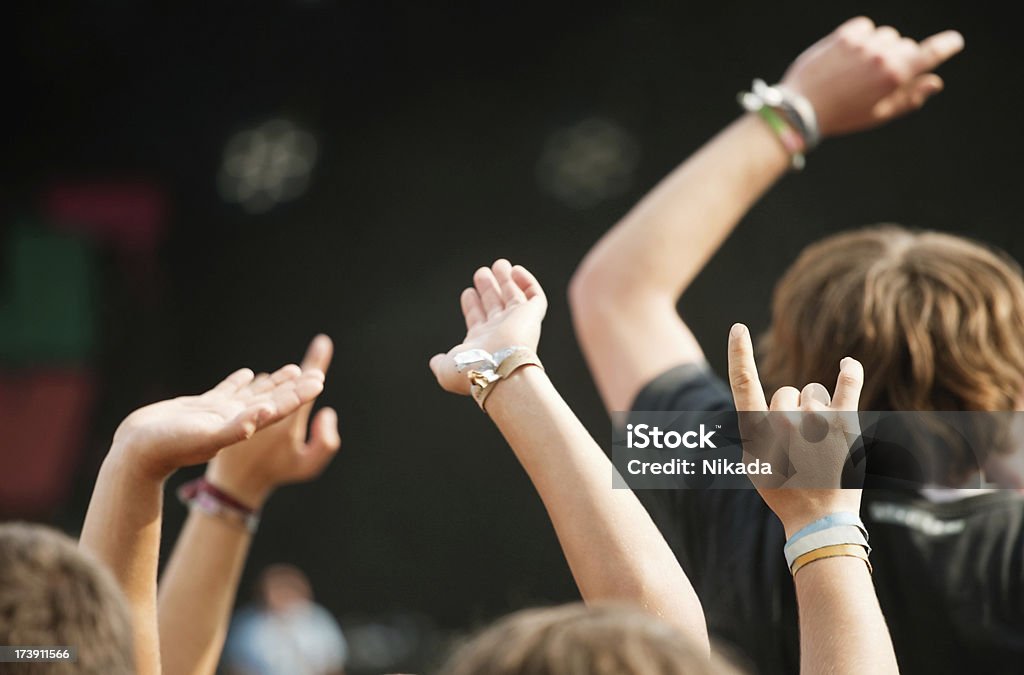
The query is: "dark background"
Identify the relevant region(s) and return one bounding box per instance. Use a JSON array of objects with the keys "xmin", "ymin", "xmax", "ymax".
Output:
[{"xmin": 6, "ymin": 0, "xmax": 1022, "ymax": 668}]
